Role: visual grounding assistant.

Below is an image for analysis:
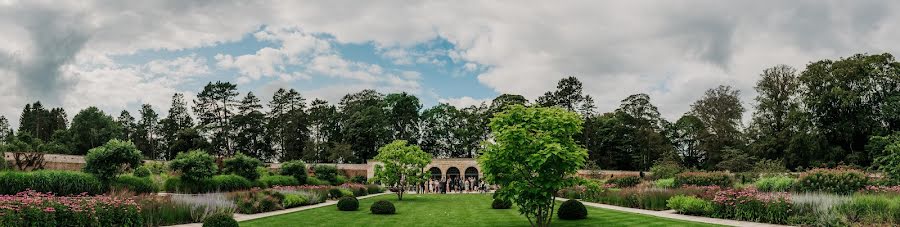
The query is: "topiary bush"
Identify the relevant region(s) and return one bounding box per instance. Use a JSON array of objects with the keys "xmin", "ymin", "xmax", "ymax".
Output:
[
  {"xmin": 133, "ymin": 166, "xmax": 151, "ymax": 177},
  {"xmin": 257, "ymin": 175, "xmax": 300, "ymax": 187},
  {"xmin": 492, "ymin": 198, "xmax": 513, "ymax": 209},
  {"xmin": 795, "ymin": 168, "xmax": 868, "ymax": 194},
  {"xmin": 607, "ymin": 175, "xmax": 642, "ymax": 188},
  {"xmin": 557, "ymin": 199, "xmax": 588, "ymax": 220},
  {"xmin": 370, "ymin": 200, "xmax": 396, "ymax": 214},
  {"xmin": 0, "ymin": 170, "xmax": 103, "ymax": 195},
  {"xmin": 675, "ymin": 172, "xmax": 733, "ymax": 187},
  {"xmin": 280, "ymin": 160, "xmax": 308, "ymax": 185},
  {"xmin": 314, "ymin": 165, "xmax": 339, "ymax": 183},
  {"xmin": 83, "ymin": 139, "xmax": 143, "ymax": 183},
  {"xmin": 111, "ymin": 174, "xmax": 156, "ymax": 194},
  {"xmin": 223, "ymin": 152, "xmax": 263, "ymax": 180},
  {"xmin": 337, "ymin": 197, "xmax": 359, "ymax": 211},
  {"xmin": 169, "ymin": 150, "xmax": 218, "ymax": 183},
  {"xmin": 202, "ymin": 212, "xmax": 238, "ymax": 227}
]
